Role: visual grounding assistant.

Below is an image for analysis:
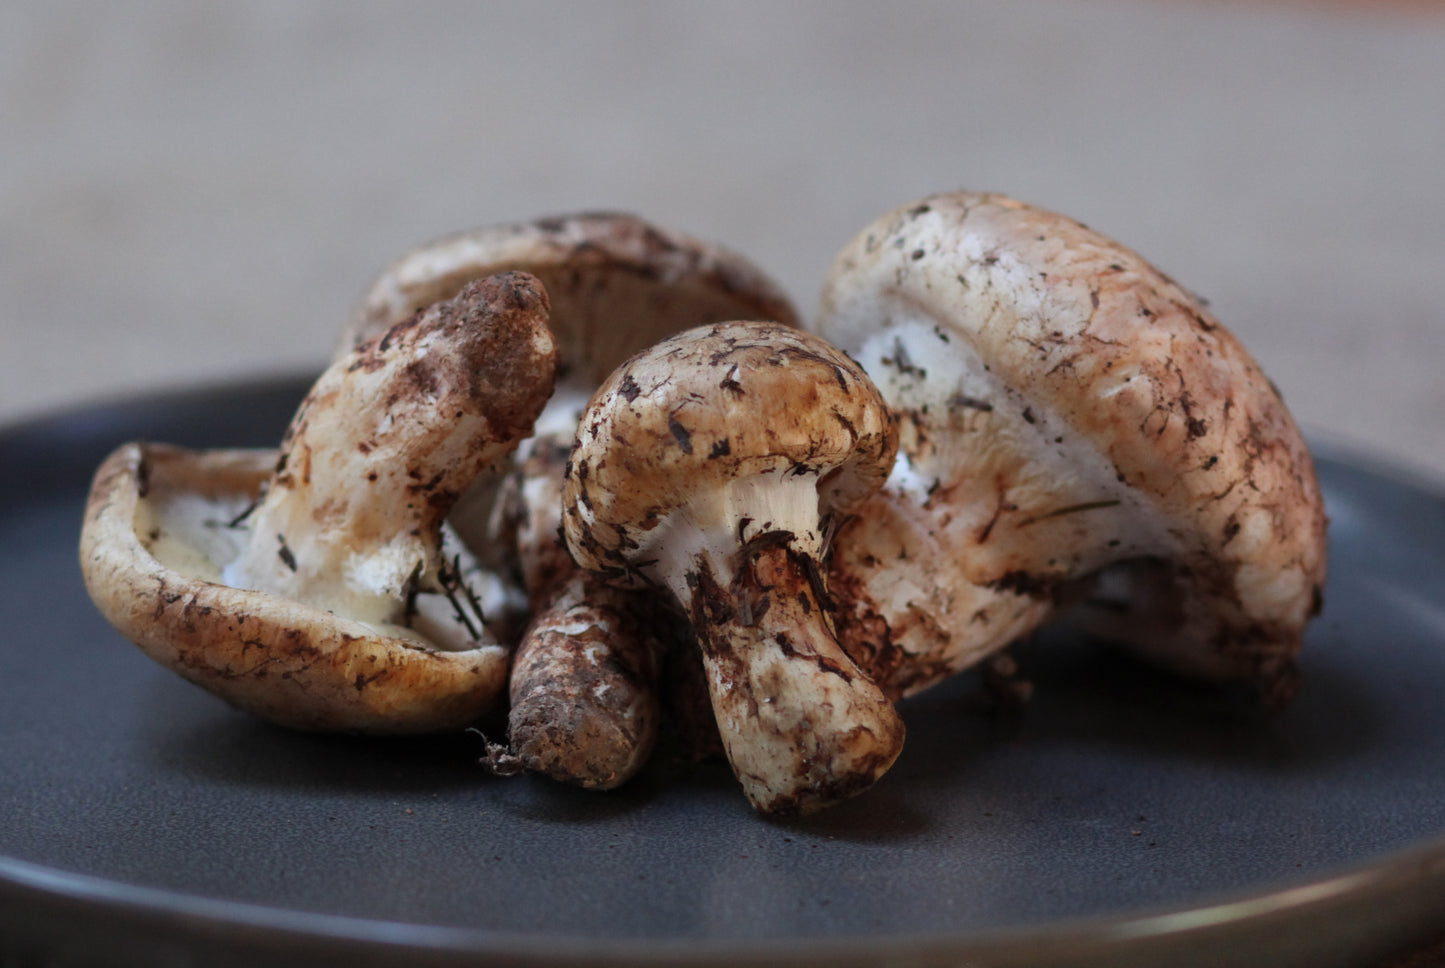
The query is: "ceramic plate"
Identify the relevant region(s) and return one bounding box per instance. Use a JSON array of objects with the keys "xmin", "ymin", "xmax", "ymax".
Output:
[{"xmin": 3, "ymin": 377, "xmax": 1445, "ymax": 968}]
